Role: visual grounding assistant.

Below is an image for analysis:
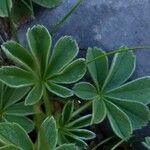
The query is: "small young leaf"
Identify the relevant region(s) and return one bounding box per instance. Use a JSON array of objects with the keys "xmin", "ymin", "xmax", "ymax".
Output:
[
  {"xmin": 38, "ymin": 117, "xmax": 57, "ymax": 150},
  {"xmin": 92, "ymin": 98, "xmax": 106, "ymax": 124},
  {"xmin": 27, "ymin": 25, "xmax": 51, "ymax": 73},
  {"xmin": 32, "ymin": 0, "xmax": 63, "ymax": 8},
  {"xmin": 47, "ymin": 36, "xmax": 79, "ymax": 77},
  {"xmin": 1, "ymin": 41, "xmax": 35, "ymax": 70},
  {"xmin": 103, "ymin": 50, "xmax": 135, "ymax": 91},
  {"xmin": 0, "ymin": 66, "xmax": 34, "ymax": 88},
  {"xmin": 46, "ymin": 82, "xmax": 73, "ymax": 98},
  {"xmin": 107, "ymin": 77, "xmax": 150, "ymax": 104},
  {"xmin": 25, "ymin": 84, "xmax": 43, "ymax": 105},
  {"xmin": 86, "ymin": 47, "xmax": 108, "ymax": 89},
  {"xmin": 73, "ymin": 82, "xmax": 98, "ymax": 100},
  {"xmin": 51, "ymin": 59, "xmax": 86, "ymax": 84},
  {"xmin": 69, "ymin": 129, "xmax": 96, "ymax": 140},
  {"xmin": 105, "ymin": 100, "xmax": 132, "ymax": 139},
  {"xmin": 0, "ymin": 123, "xmax": 33, "ymax": 150},
  {"xmin": 56, "ymin": 144, "xmax": 76, "ymax": 150},
  {"xmin": 66, "ymin": 114, "xmax": 92, "ymax": 129},
  {"xmin": 62, "ymin": 101, "xmax": 74, "ymax": 123}
]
